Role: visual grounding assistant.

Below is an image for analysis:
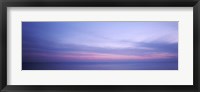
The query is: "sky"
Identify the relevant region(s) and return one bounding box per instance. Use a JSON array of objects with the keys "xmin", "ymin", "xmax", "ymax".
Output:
[{"xmin": 22, "ymin": 22, "xmax": 178, "ymax": 70}]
